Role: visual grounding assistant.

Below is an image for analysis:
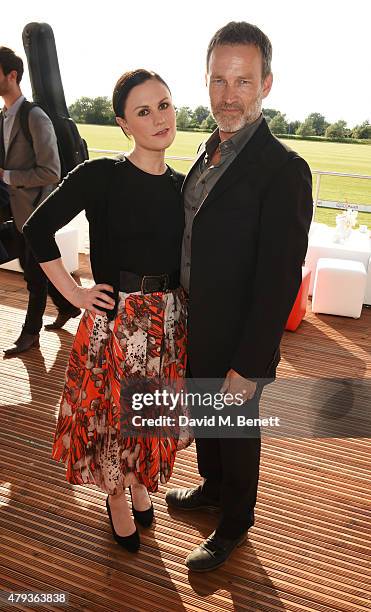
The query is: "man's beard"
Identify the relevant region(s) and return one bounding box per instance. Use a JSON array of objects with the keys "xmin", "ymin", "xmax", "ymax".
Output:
[{"xmin": 212, "ymin": 94, "xmax": 262, "ymax": 133}]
